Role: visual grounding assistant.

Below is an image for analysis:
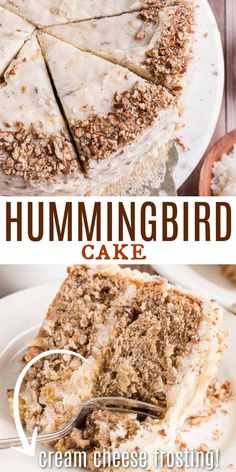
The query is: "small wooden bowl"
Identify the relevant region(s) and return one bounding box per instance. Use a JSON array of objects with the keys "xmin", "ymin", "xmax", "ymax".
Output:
[{"xmin": 199, "ymin": 129, "xmax": 236, "ymax": 196}]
